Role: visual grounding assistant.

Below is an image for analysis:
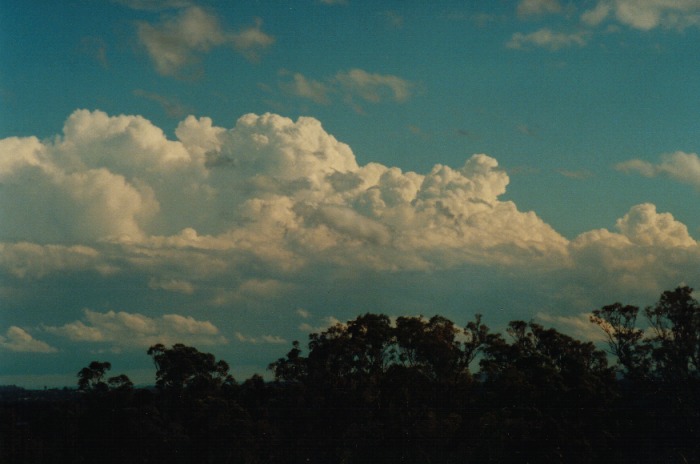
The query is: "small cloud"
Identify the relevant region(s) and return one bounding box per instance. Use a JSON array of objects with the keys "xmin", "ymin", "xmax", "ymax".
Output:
[
  {"xmin": 319, "ymin": 0, "xmax": 347, "ymax": 4},
  {"xmin": 0, "ymin": 326, "xmax": 57, "ymax": 353},
  {"xmin": 235, "ymin": 332, "xmax": 287, "ymax": 344},
  {"xmin": 296, "ymin": 308, "xmax": 311, "ymax": 319},
  {"xmin": 148, "ymin": 277, "xmax": 195, "ymax": 294},
  {"xmin": 581, "ymin": 2, "xmax": 611, "ymax": 27},
  {"xmin": 516, "ymin": 123, "xmax": 537, "ymax": 136},
  {"xmin": 279, "ymin": 72, "xmax": 331, "ymax": 104},
  {"xmin": 336, "ymin": 68, "xmax": 413, "ymax": 103},
  {"xmin": 517, "ymin": 0, "xmax": 562, "ymax": 18},
  {"xmin": 507, "ymin": 28, "xmax": 588, "ymax": 51},
  {"xmin": 231, "ymin": 18, "xmax": 275, "ymax": 62},
  {"xmin": 137, "ymin": 7, "xmax": 274, "ymax": 77},
  {"xmin": 133, "ymin": 89, "xmax": 190, "ymax": 118},
  {"xmin": 44, "ymin": 309, "xmax": 227, "ymax": 349},
  {"xmin": 536, "ymin": 312, "xmax": 607, "ymax": 342},
  {"xmin": 299, "ymin": 316, "xmax": 343, "ymax": 334},
  {"xmin": 277, "ymin": 69, "xmax": 414, "ymax": 110},
  {"xmin": 616, "ymin": 151, "xmax": 700, "ymax": 191}
]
